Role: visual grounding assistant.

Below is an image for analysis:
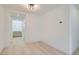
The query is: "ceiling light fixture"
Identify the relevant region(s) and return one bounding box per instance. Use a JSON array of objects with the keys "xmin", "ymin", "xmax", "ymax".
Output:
[{"xmin": 25, "ymin": 4, "xmax": 40, "ymax": 12}]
